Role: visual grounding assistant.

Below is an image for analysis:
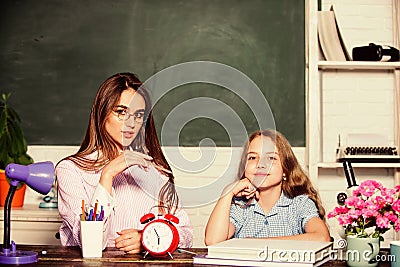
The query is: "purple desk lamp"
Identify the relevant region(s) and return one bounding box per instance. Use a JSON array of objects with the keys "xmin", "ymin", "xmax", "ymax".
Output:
[{"xmin": 0, "ymin": 161, "xmax": 54, "ymax": 264}]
